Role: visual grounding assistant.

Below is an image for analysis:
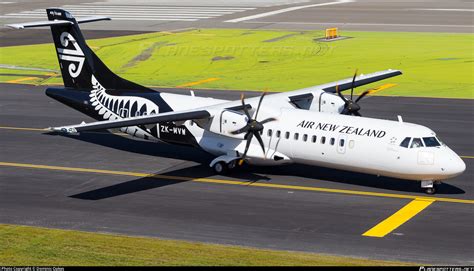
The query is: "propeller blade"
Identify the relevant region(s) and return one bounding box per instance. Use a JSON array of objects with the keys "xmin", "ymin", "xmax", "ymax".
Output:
[
  {"xmin": 240, "ymin": 93, "xmax": 251, "ymax": 119},
  {"xmin": 336, "ymin": 84, "xmax": 348, "ymax": 103},
  {"xmin": 254, "ymin": 91, "xmax": 267, "ymax": 120},
  {"xmin": 355, "ymin": 89, "xmax": 370, "ymax": 103},
  {"xmin": 230, "ymin": 124, "xmax": 250, "ymax": 135},
  {"xmin": 239, "ymin": 132, "xmax": 253, "ymax": 165},
  {"xmin": 353, "ymin": 111, "xmax": 362, "ymax": 117},
  {"xmin": 254, "ymin": 131, "xmax": 266, "ymax": 155},
  {"xmin": 260, "ymin": 117, "xmax": 277, "ymax": 124},
  {"xmin": 350, "ymin": 69, "xmax": 358, "ymax": 100}
]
